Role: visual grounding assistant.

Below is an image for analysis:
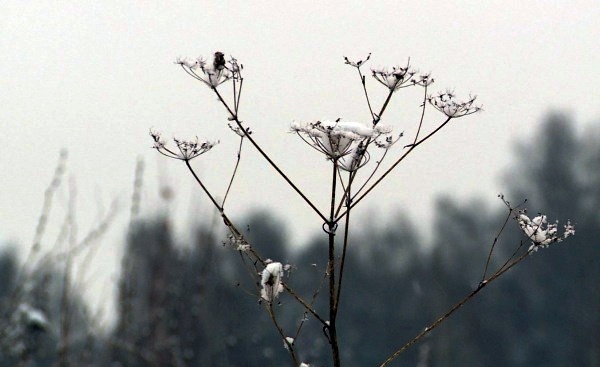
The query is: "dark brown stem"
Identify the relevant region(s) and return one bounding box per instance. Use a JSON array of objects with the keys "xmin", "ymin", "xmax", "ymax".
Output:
[
  {"xmin": 358, "ymin": 68, "xmax": 375, "ymax": 120},
  {"xmin": 327, "ymin": 160, "xmax": 341, "ymax": 367},
  {"xmin": 336, "ymin": 117, "xmax": 452, "ymax": 221},
  {"xmin": 221, "ymin": 136, "xmax": 244, "ymax": 208},
  {"xmin": 212, "ymin": 87, "xmax": 328, "ymax": 223},
  {"xmin": 265, "ymin": 302, "xmax": 300, "ymax": 367},
  {"xmin": 374, "ymin": 90, "xmax": 395, "ymax": 126},
  {"xmin": 335, "ymin": 172, "xmax": 353, "ymax": 314},
  {"xmin": 411, "ymin": 85, "xmax": 429, "ymax": 146},
  {"xmin": 378, "ymin": 244, "xmax": 532, "ymax": 367}
]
